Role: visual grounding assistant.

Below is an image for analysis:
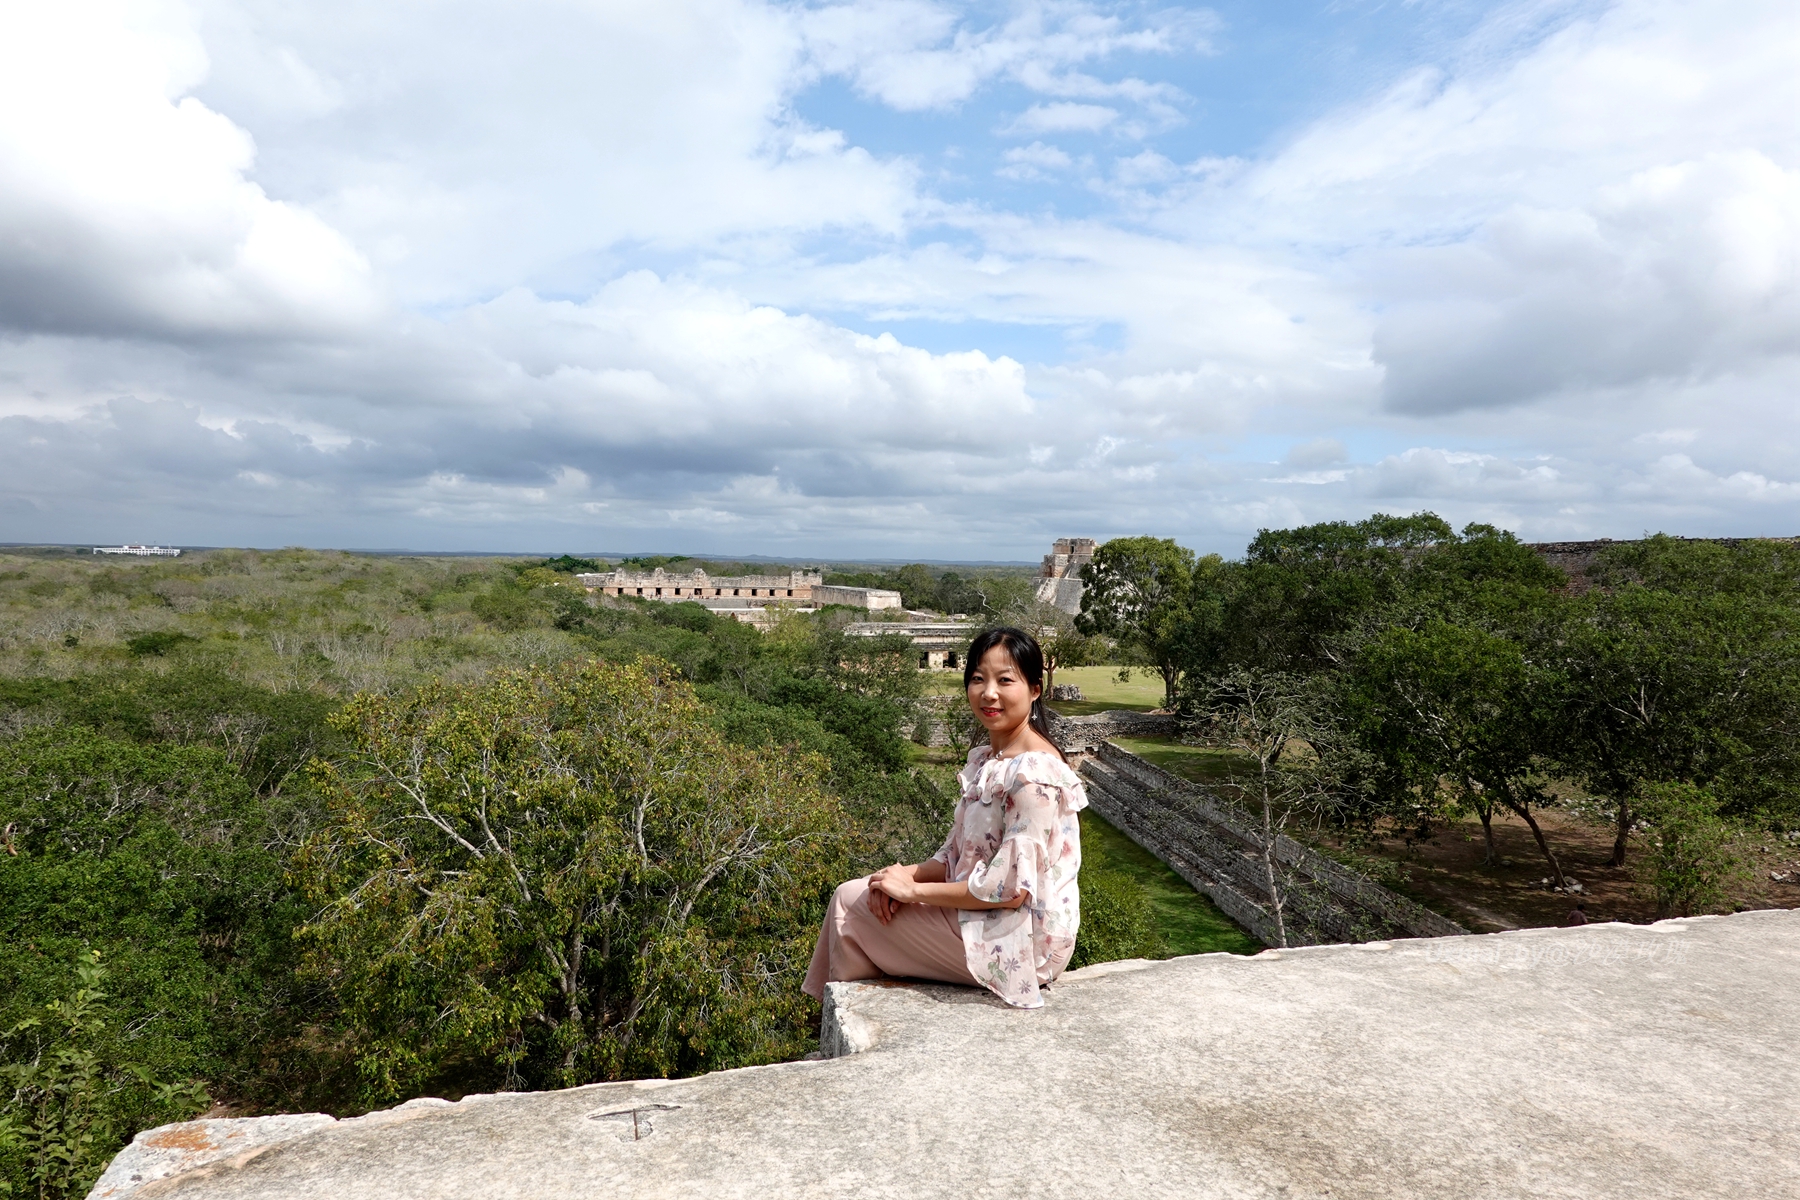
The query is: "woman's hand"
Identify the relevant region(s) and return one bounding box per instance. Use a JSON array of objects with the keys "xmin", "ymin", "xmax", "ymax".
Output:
[
  {"xmin": 869, "ymin": 862, "xmax": 920, "ymax": 918},
  {"xmin": 865, "ymin": 885, "xmax": 899, "ymax": 924},
  {"xmin": 867, "ymin": 859, "xmax": 1023, "ymax": 916}
]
